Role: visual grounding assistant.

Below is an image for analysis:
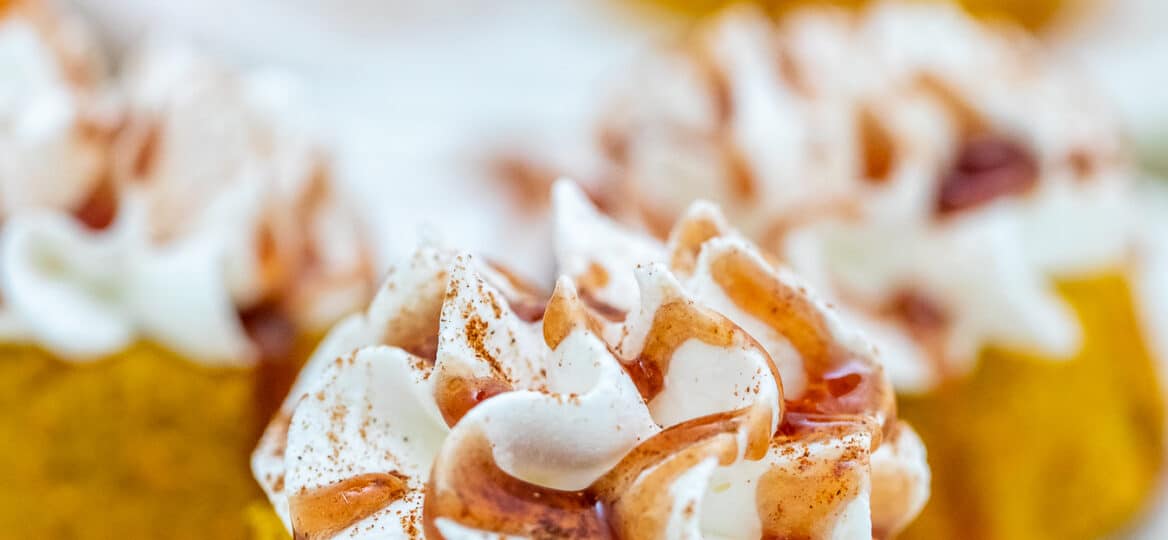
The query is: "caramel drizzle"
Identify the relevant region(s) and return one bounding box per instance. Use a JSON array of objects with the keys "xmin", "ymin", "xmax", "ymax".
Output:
[
  {"xmin": 858, "ymin": 104, "xmax": 897, "ymax": 183},
  {"xmin": 289, "ymin": 472, "xmax": 409, "ymax": 540},
  {"xmin": 547, "ymin": 269, "xmax": 783, "ymax": 408},
  {"xmin": 629, "ymin": 299, "xmax": 741, "ymax": 401},
  {"xmin": 707, "ymin": 248, "xmax": 889, "ymax": 426},
  {"xmin": 667, "ymin": 209, "xmax": 731, "ymax": 275},
  {"xmin": 543, "ymin": 280, "xmax": 609, "ymax": 351},
  {"xmin": 424, "ymin": 404, "xmax": 769, "ymax": 539},
  {"xmin": 433, "ymin": 374, "xmax": 511, "ymax": 428}
]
